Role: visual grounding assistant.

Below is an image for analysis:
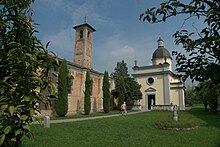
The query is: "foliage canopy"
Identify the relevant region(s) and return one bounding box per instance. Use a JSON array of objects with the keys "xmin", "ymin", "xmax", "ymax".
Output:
[
  {"xmin": 140, "ymin": 0, "xmax": 220, "ymax": 86},
  {"xmin": 111, "ymin": 60, "xmax": 142, "ymax": 107},
  {"xmin": 0, "ymin": 0, "xmax": 58, "ymax": 146}
]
